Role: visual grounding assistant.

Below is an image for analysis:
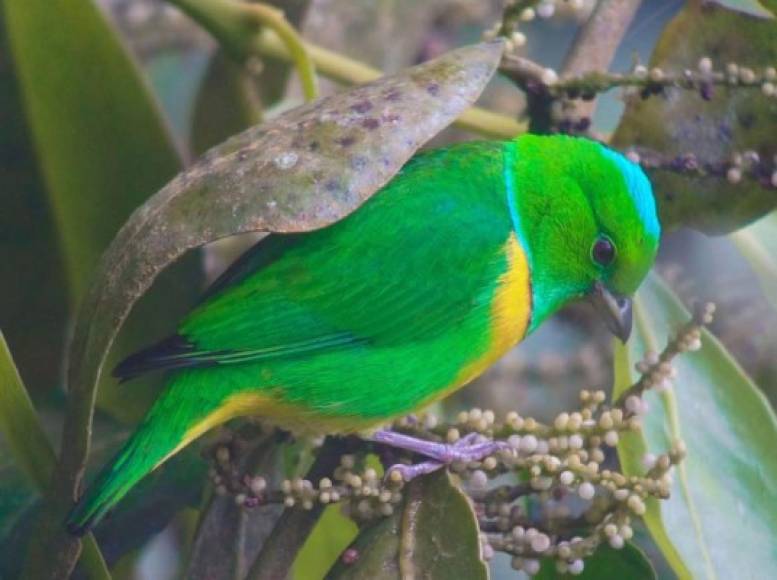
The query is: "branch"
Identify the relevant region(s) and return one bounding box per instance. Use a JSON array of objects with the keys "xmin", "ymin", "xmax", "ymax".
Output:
[
  {"xmin": 615, "ymin": 302, "xmax": 715, "ymax": 411},
  {"xmin": 558, "ymin": 0, "xmax": 643, "ymax": 121},
  {"xmin": 501, "ymin": 55, "xmax": 777, "ymax": 100},
  {"xmin": 632, "ymin": 147, "xmax": 777, "ymax": 190},
  {"xmin": 242, "ymin": 3, "xmax": 318, "ymax": 101}
]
